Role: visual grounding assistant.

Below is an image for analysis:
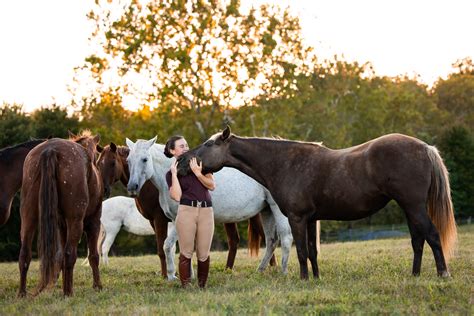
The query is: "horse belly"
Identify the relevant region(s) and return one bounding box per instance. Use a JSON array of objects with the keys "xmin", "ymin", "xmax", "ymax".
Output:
[{"xmin": 317, "ymin": 194, "xmax": 390, "ymax": 221}]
